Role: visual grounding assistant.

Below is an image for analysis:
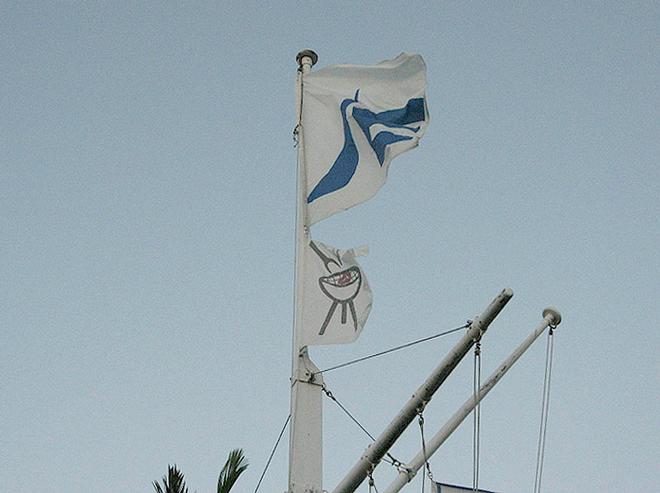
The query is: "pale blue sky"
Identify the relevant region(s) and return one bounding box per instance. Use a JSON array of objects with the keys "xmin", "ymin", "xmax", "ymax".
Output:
[{"xmin": 2, "ymin": 2, "xmax": 658, "ymax": 492}]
